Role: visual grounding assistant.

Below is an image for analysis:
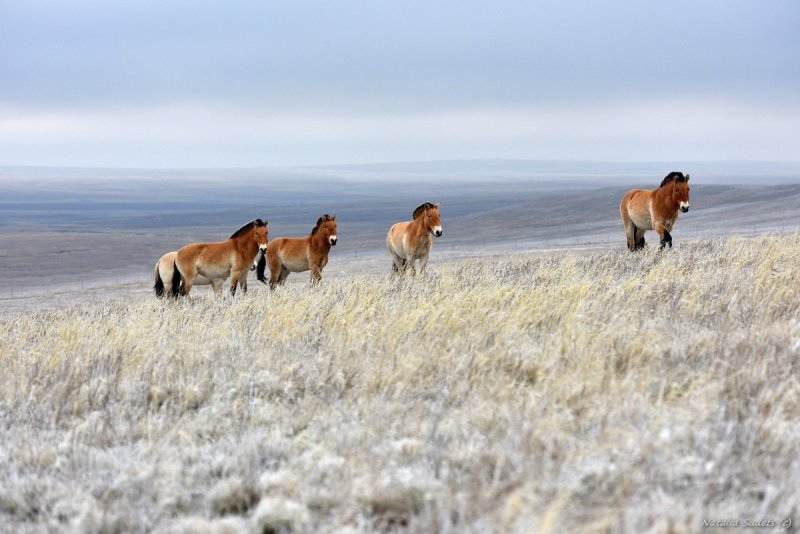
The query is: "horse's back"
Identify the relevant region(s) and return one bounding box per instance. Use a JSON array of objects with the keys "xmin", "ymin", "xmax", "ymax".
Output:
[
  {"xmin": 157, "ymin": 251, "xmax": 178, "ymax": 270},
  {"xmin": 268, "ymin": 236, "xmax": 310, "ymax": 272},
  {"xmin": 176, "ymin": 241, "xmax": 231, "ymax": 282},
  {"xmin": 160, "ymin": 249, "xmax": 211, "ymax": 285},
  {"xmin": 386, "ymin": 221, "xmax": 410, "ymax": 253},
  {"xmin": 622, "ymin": 187, "xmax": 648, "ymax": 202},
  {"xmin": 178, "ymin": 240, "xmax": 231, "ymax": 265},
  {"xmin": 388, "ymin": 221, "xmax": 412, "ymax": 239},
  {"xmin": 176, "ymin": 241, "xmax": 203, "ymax": 262},
  {"xmin": 269, "ymin": 236, "xmax": 304, "ymax": 257},
  {"xmin": 621, "ymin": 188, "xmax": 654, "ymax": 229}
]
